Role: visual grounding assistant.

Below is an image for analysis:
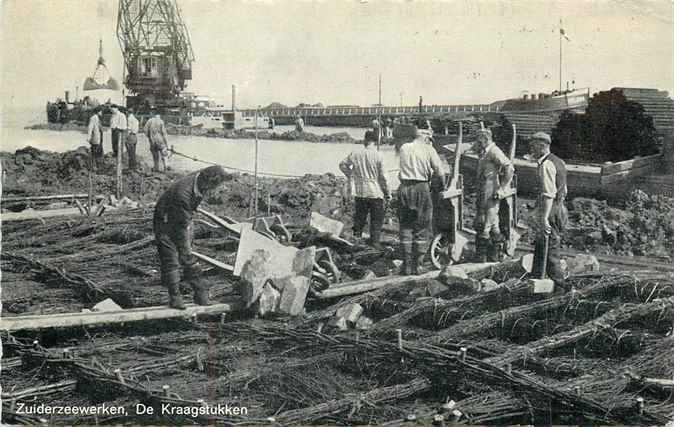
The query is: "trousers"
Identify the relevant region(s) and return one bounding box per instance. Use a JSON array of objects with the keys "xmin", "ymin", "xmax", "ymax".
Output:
[
  {"xmin": 353, "ymin": 197, "xmax": 384, "ymax": 240},
  {"xmin": 532, "ymin": 199, "xmax": 569, "ymax": 281},
  {"xmin": 398, "ymin": 181, "xmax": 432, "ymax": 252},
  {"xmin": 126, "ymin": 133, "xmax": 137, "ymax": 169}
]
